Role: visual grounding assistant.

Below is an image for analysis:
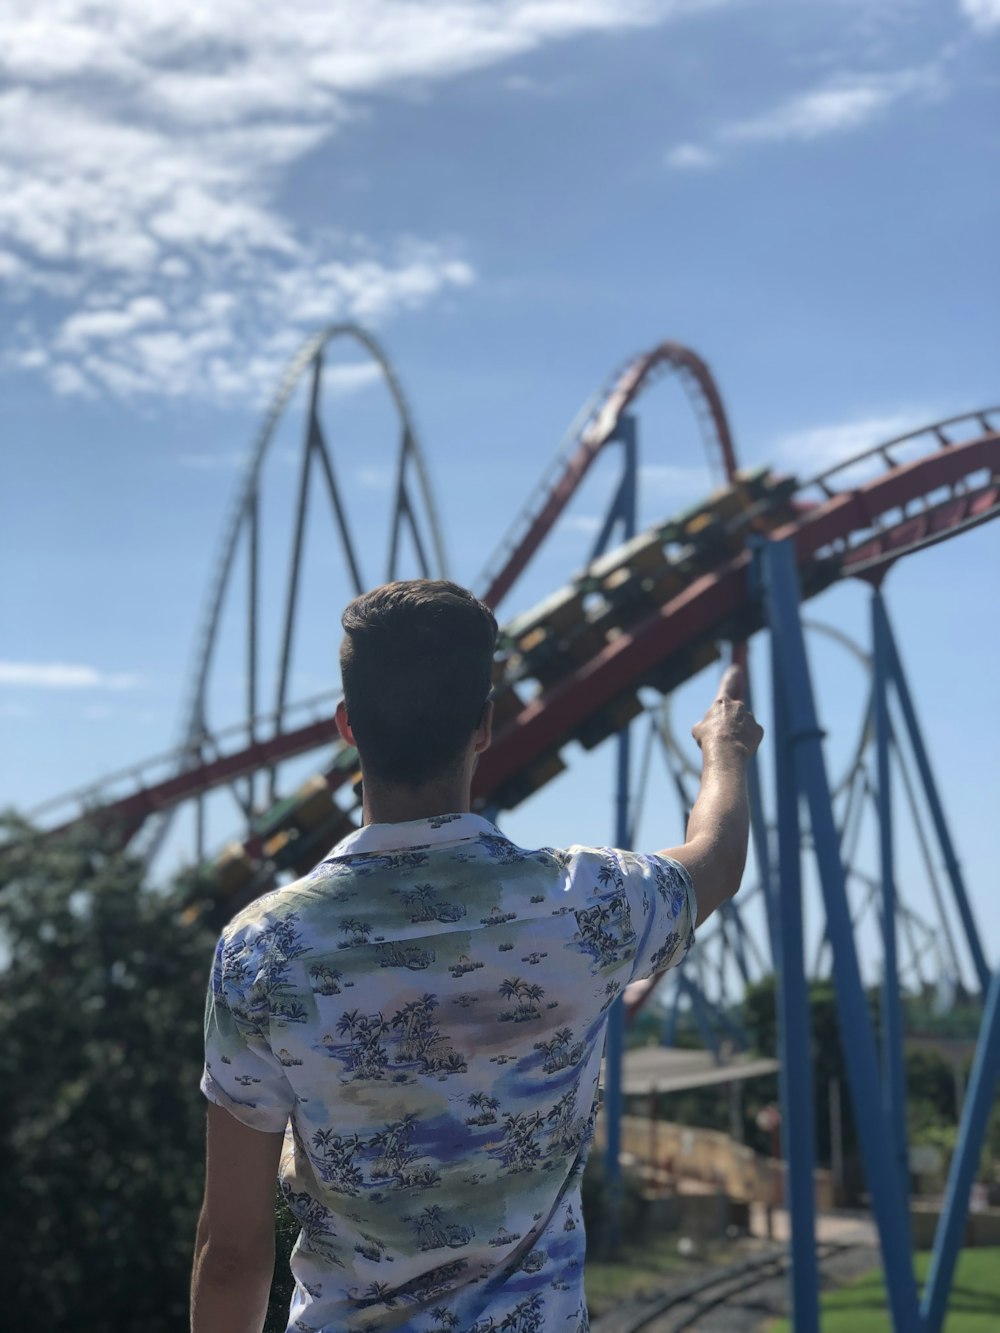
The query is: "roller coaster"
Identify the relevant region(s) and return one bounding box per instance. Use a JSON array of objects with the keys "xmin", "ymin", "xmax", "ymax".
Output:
[
  {"xmin": 29, "ymin": 333, "xmax": 998, "ymax": 917},
  {"xmin": 24, "ymin": 326, "xmax": 1000, "ymax": 1332}
]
